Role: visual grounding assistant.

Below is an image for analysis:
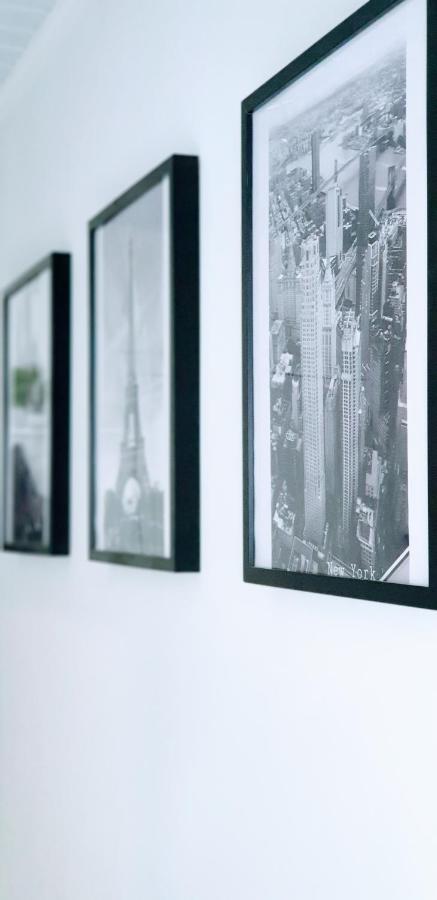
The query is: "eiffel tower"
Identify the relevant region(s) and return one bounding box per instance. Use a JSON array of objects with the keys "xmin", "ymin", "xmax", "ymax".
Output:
[{"xmin": 104, "ymin": 239, "xmax": 164, "ymax": 556}]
